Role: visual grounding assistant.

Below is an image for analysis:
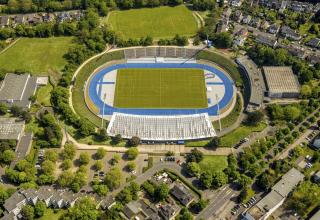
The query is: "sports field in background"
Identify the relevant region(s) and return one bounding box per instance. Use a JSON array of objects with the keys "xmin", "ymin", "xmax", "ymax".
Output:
[
  {"xmin": 114, "ymin": 68, "xmax": 207, "ymax": 109},
  {"xmin": 0, "ymin": 37, "xmax": 73, "ymax": 75},
  {"xmin": 107, "ymin": 5, "xmax": 198, "ymax": 39}
]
